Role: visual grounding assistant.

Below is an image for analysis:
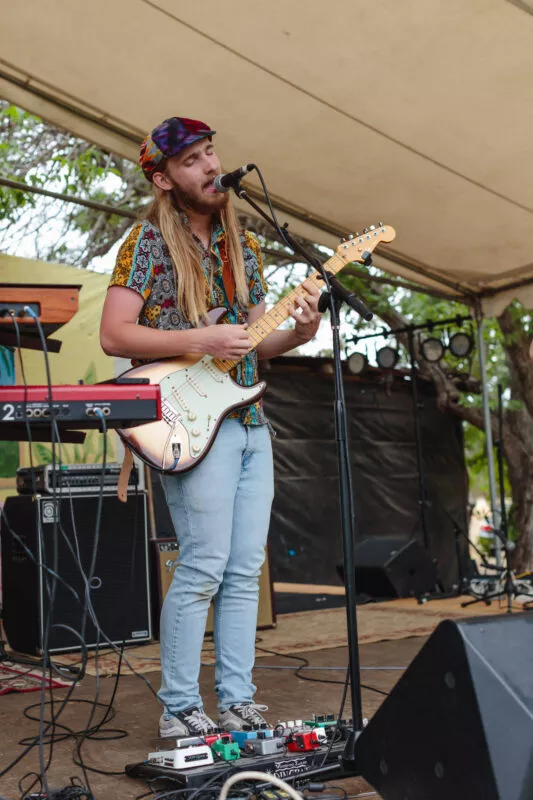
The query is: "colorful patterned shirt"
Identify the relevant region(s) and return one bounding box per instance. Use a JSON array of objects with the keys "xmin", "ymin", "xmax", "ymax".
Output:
[{"xmin": 109, "ymin": 216, "xmax": 268, "ymax": 425}]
